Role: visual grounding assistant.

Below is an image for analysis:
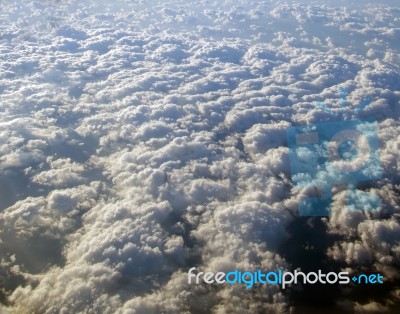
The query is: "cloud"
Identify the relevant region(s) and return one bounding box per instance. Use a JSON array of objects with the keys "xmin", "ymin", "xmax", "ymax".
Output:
[{"xmin": 0, "ymin": 0, "xmax": 399, "ymax": 313}]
